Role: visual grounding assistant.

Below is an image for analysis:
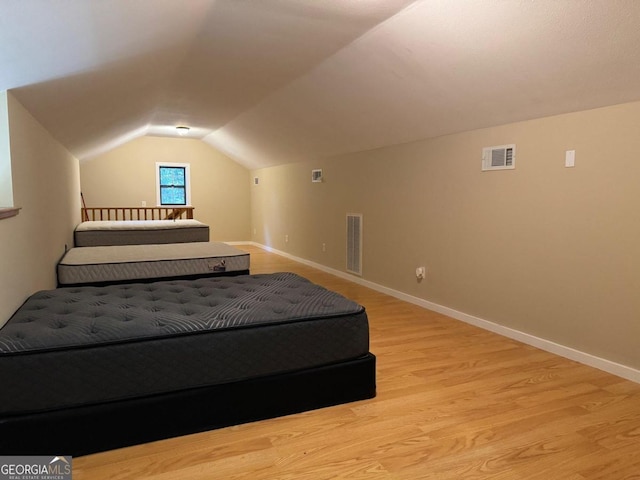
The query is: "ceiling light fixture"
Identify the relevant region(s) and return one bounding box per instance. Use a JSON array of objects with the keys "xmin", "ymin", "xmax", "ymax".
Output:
[{"xmin": 176, "ymin": 126, "xmax": 190, "ymax": 135}]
